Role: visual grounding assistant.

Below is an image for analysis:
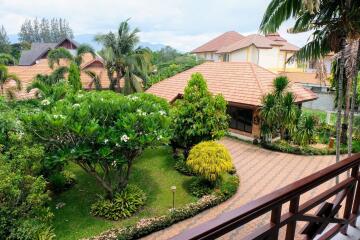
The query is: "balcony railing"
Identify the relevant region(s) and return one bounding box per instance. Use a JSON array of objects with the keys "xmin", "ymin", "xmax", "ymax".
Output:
[{"xmin": 171, "ymin": 153, "xmax": 360, "ymax": 240}]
